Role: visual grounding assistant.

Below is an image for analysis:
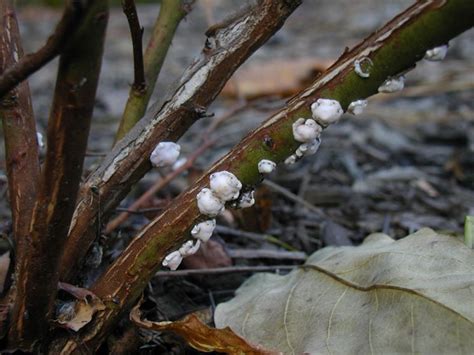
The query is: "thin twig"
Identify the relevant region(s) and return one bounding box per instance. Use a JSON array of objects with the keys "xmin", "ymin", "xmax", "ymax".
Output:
[
  {"xmin": 155, "ymin": 265, "xmax": 297, "ymax": 277},
  {"xmin": 115, "ymin": 0, "xmax": 193, "ymax": 141},
  {"xmin": 0, "ymin": 0, "xmax": 84, "ymax": 98},
  {"xmin": 263, "ymin": 180, "xmax": 325, "ymax": 217},
  {"xmin": 122, "ymin": 0, "xmax": 145, "ymax": 92},
  {"xmin": 227, "ymin": 249, "xmax": 307, "ymax": 260}
]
